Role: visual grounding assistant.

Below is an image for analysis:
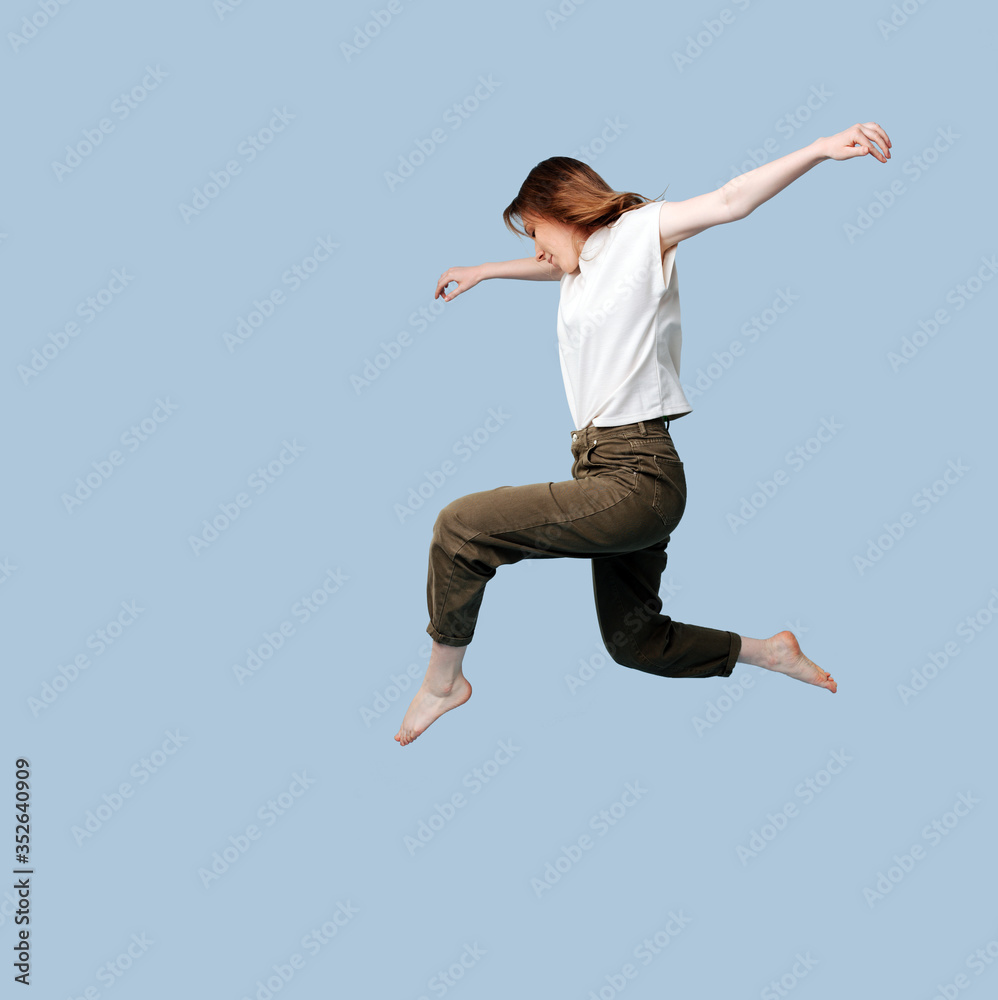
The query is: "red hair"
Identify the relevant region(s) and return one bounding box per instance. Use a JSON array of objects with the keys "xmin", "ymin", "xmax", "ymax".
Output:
[{"xmin": 502, "ymin": 156, "xmax": 667, "ymax": 260}]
